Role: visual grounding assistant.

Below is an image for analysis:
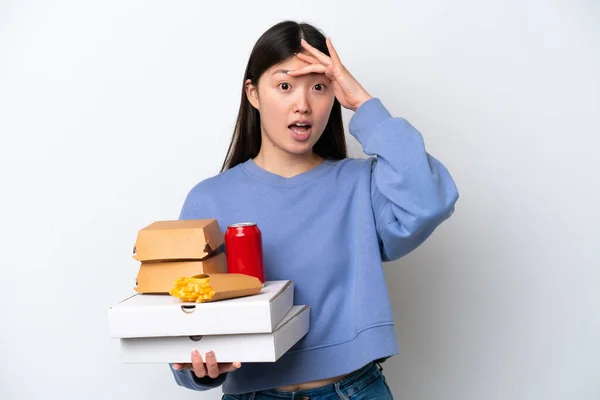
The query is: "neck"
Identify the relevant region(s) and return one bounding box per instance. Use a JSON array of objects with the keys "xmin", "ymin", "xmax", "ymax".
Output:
[{"xmin": 253, "ymin": 149, "xmax": 323, "ymax": 178}]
